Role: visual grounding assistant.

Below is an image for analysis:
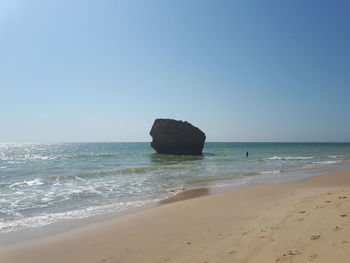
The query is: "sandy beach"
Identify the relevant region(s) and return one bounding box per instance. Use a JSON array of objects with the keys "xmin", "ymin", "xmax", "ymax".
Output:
[
  {"xmin": 2, "ymin": 0, "xmax": 349, "ymax": 261},
  {"xmin": 1, "ymin": 169, "xmax": 350, "ymax": 263}
]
